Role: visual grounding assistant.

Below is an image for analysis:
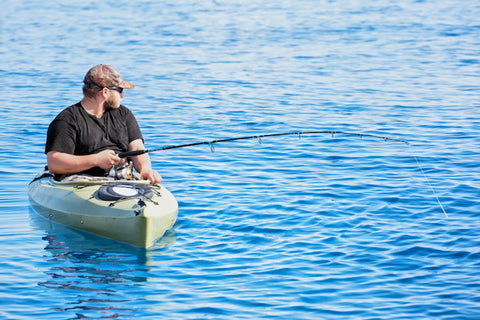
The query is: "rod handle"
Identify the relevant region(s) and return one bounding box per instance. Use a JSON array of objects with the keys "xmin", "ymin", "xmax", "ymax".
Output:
[{"xmin": 118, "ymin": 149, "xmax": 148, "ymax": 158}]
